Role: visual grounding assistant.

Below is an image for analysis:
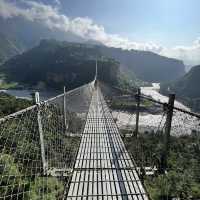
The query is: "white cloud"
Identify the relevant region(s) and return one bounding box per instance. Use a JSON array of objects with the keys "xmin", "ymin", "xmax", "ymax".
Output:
[
  {"xmin": 54, "ymin": 0, "xmax": 61, "ymax": 6},
  {"xmin": 161, "ymin": 38, "xmax": 200, "ymax": 65},
  {"xmin": 0, "ymin": 0, "xmax": 163, "ymax": 52},
  {"xmin": 0, "ymin": 0, "xmax": 199, "ymax": 65},
  {"xmin": 0, "ymin": 0, "xmax": 25, "ymax": 18}
]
